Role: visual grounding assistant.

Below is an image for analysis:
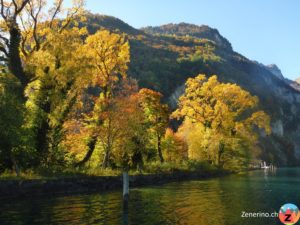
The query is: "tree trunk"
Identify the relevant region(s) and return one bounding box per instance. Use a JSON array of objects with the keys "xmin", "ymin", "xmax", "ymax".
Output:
[
  {"xmin": 102, "ymin": 148, "xmax": 110, "ymax": 168},
  {"xmin": 157, "ymin": 135, "xmax": 164, "ymax": 163},
  {"xmin": 8, "ymin": 23, "xmax": 28, "ymax": 89},
  {"xmin": 35, "ymin": 98, "xmax": 51, "ymax": 162},
  {"xmin": 12, "ymin": 157, "xmax": 20, "ymax": 177},
  {"xmin": 36, "ymin": 119, "xmax": 50, "ymax": 159},
  {"xmin": 76, "ymin": 136, "xmax": 97, "ymax": 167},
  {"xmin": 217, "ymin": 141, "xmax": 225, "ymax": 168},
  {"xmin": 102, "ymin": 128, "xmax": 112, "ymax": 168}
]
